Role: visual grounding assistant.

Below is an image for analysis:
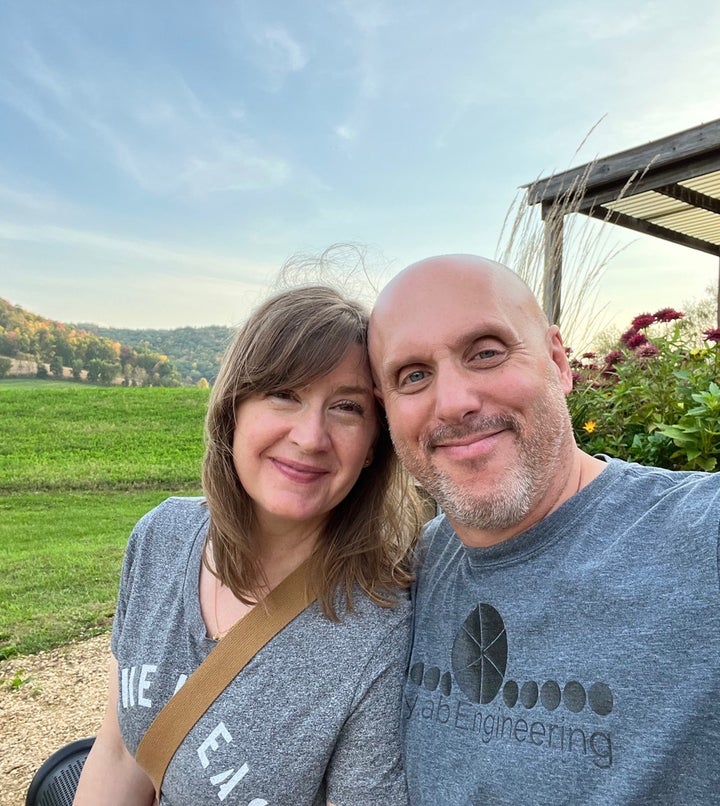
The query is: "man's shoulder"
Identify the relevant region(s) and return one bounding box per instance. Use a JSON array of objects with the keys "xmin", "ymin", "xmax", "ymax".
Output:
[{"xmin": 601, "ymin": 456, "xmax": 720, "ymax": 502}]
